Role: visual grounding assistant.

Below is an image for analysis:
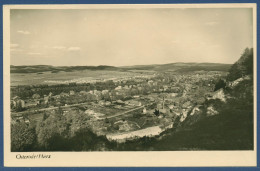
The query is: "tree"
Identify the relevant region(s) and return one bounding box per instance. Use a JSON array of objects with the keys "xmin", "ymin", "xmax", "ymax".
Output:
[
  {"xmin": 11, "ymin": 122, "xmax": 36, "ymax": 151},
  {"xmin": 227, "ymin": 48, "xmax": 253, "ymax": 81},
  {"xmin": 36, "ymin": 114, "xmax": 68, "ymax": 149},
  {"xmin": 154, "ymin": 109, "xmax": 160, "ymax": 116},
  {"xmin": 15, "ymin": 100, "xmax": 24, "ymax": 112},
  {"xmin": 214, "ymin": 79, "xmax": 226, "ymax": 91}
]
